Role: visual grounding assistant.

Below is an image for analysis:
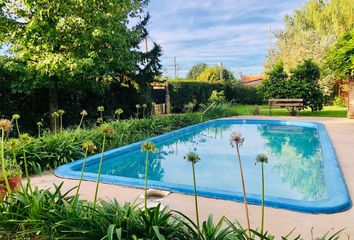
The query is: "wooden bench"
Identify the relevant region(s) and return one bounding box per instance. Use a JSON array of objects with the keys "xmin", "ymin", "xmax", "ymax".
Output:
[{"xmin": 268, "ymin": 99, "xmax": 304, "ymax": 116}]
